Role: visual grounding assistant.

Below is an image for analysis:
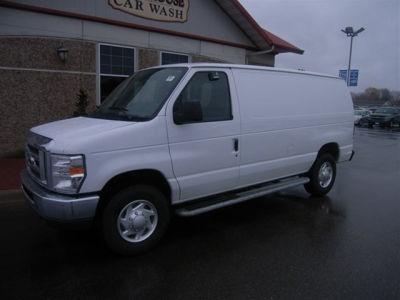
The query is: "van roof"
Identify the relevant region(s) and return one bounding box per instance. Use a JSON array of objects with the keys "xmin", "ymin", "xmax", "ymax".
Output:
[{"xmin": 154, "ymin": 63, "xmax": 342, "ymax": 80}]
